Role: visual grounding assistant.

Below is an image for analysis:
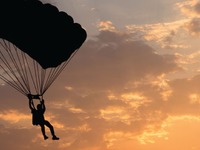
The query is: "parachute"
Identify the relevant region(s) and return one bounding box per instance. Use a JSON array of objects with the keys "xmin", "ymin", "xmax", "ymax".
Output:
[{"xmin": 0, "ymin": 0, "xmax": 87, "ymax": 96}]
